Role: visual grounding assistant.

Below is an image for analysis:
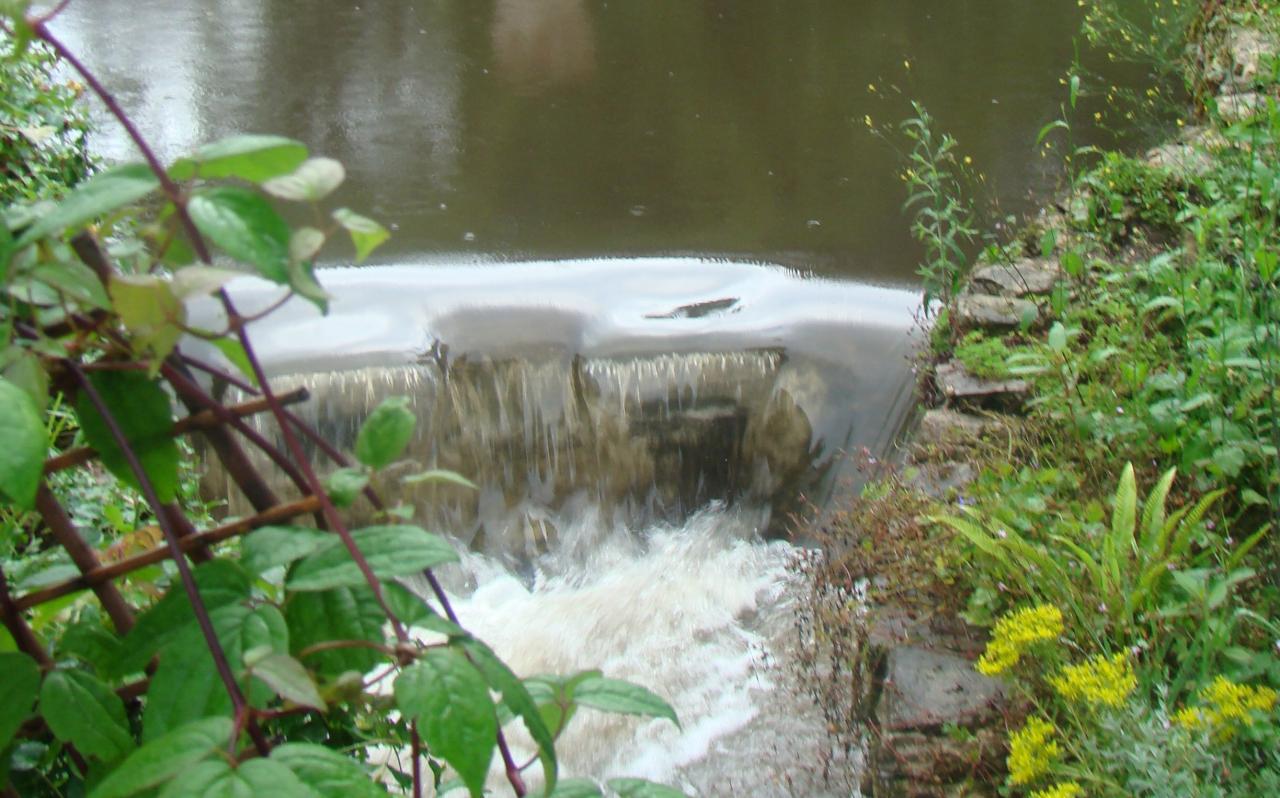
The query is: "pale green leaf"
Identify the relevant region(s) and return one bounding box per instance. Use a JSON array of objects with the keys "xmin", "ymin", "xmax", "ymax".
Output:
[
  {"xmin": 287, "ymin": 525, "xmax": 458, "ymax": 591},
  {"xmin": 249, "ymin": 653, "xmax": 325, "ymax": 710},
  {"xmin": 170, "ymin": 135, "xmax": 308, "ymax": 183},
  {"xmin": 241, "ymin": 526, "xmax": 334, "ymax": 575},
  {"xmin": 0, "ymin": 376, "xmax": 46, "ymax": 509},
  {"xmin": 157, "ymin": 757, "xmax": 319, "ymax": 798},
  {"xmin": 271, "ymin": 743, "xmax": 387, "ymax": 798},
  {"xmin": 573, "ymin": 677, "xmax": 679, "ymax": 727},
  {"xmin": 263, "ymin": 158, "xmax": 346, "ymax": 202},
  {"xmin": 355, "ymin": 396, "xmax": 416, "ymax": 470},
  {"xmin": 89, "ymin": 716, "xmax": 232, "ymax": 798},
  {"xmin": 17, "ymin": 164, "xmax": 159, "ymax": 246},
  {"xmin": 332, "ymin": 208, "xmax": 389, "ymax": 262}
]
